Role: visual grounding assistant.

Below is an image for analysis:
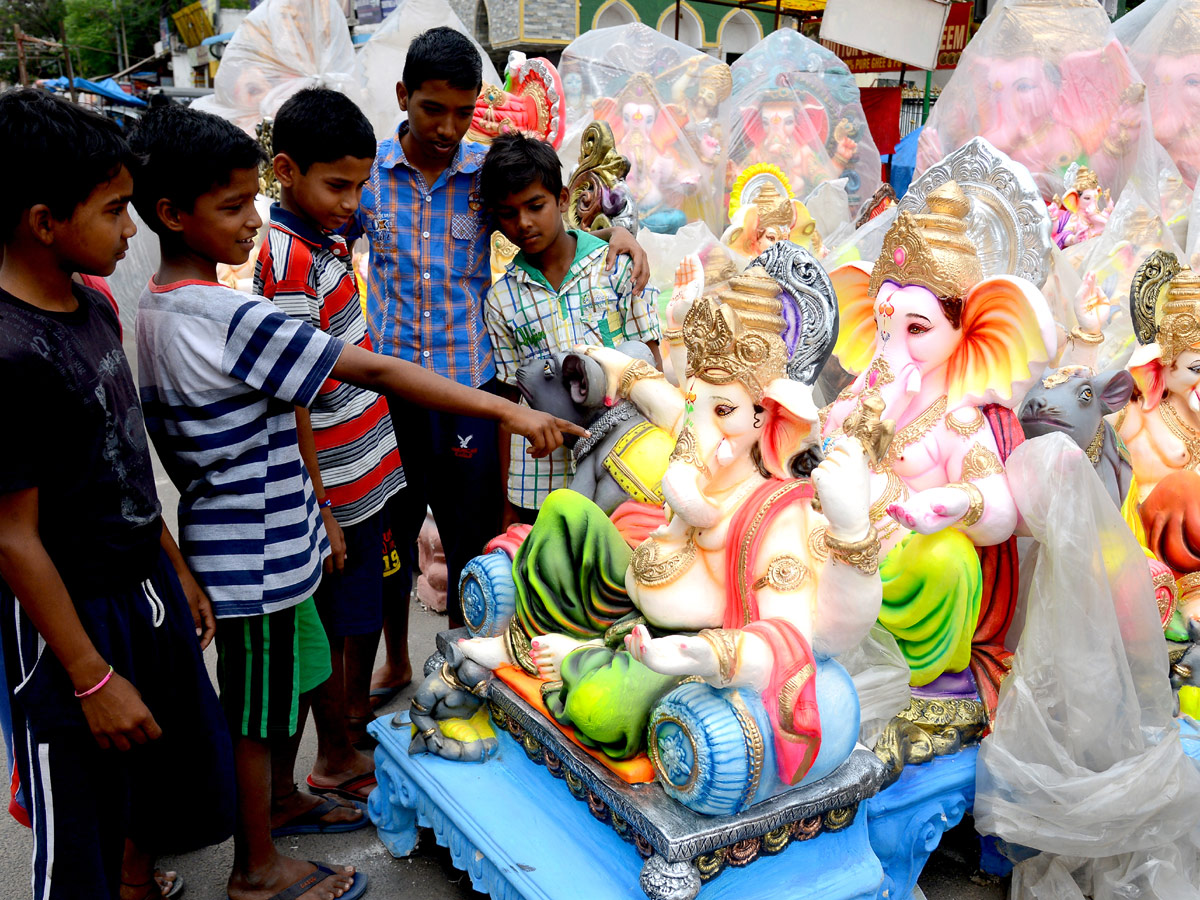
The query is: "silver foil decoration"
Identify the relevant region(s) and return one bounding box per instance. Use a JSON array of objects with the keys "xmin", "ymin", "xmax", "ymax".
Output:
[
  {"xmin": 902, "ymin": 137, "xmax": 1053, "ymax": 288},
  {"xmin": 750, "ymin": 240, "xmax": 839, "ymax": 386}
]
